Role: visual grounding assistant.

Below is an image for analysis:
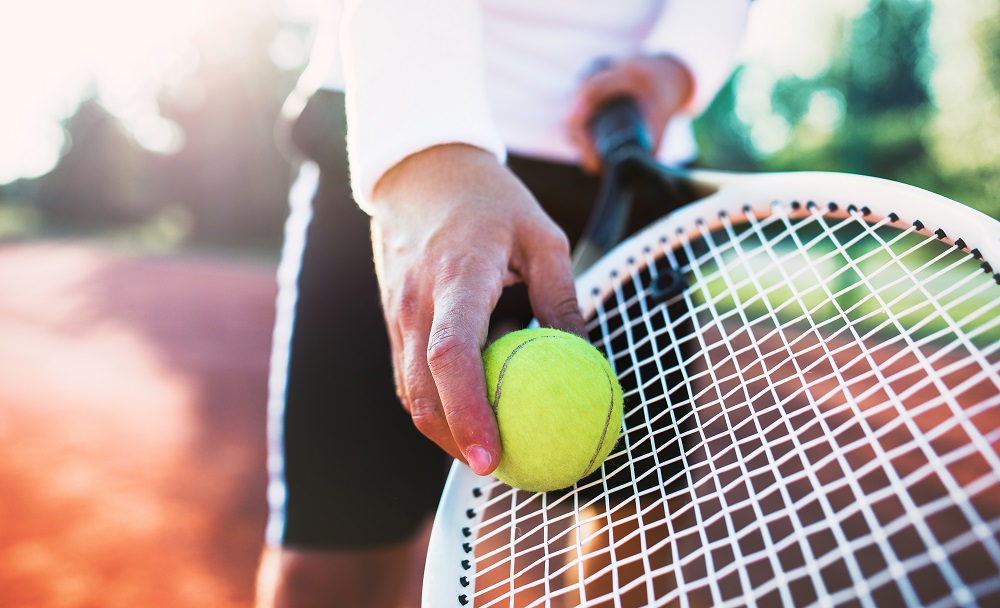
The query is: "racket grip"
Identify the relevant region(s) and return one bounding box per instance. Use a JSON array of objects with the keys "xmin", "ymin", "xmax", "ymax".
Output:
[{"xmin": 588, "ymin": 97, "xmax": 654, "ymax": 169}]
